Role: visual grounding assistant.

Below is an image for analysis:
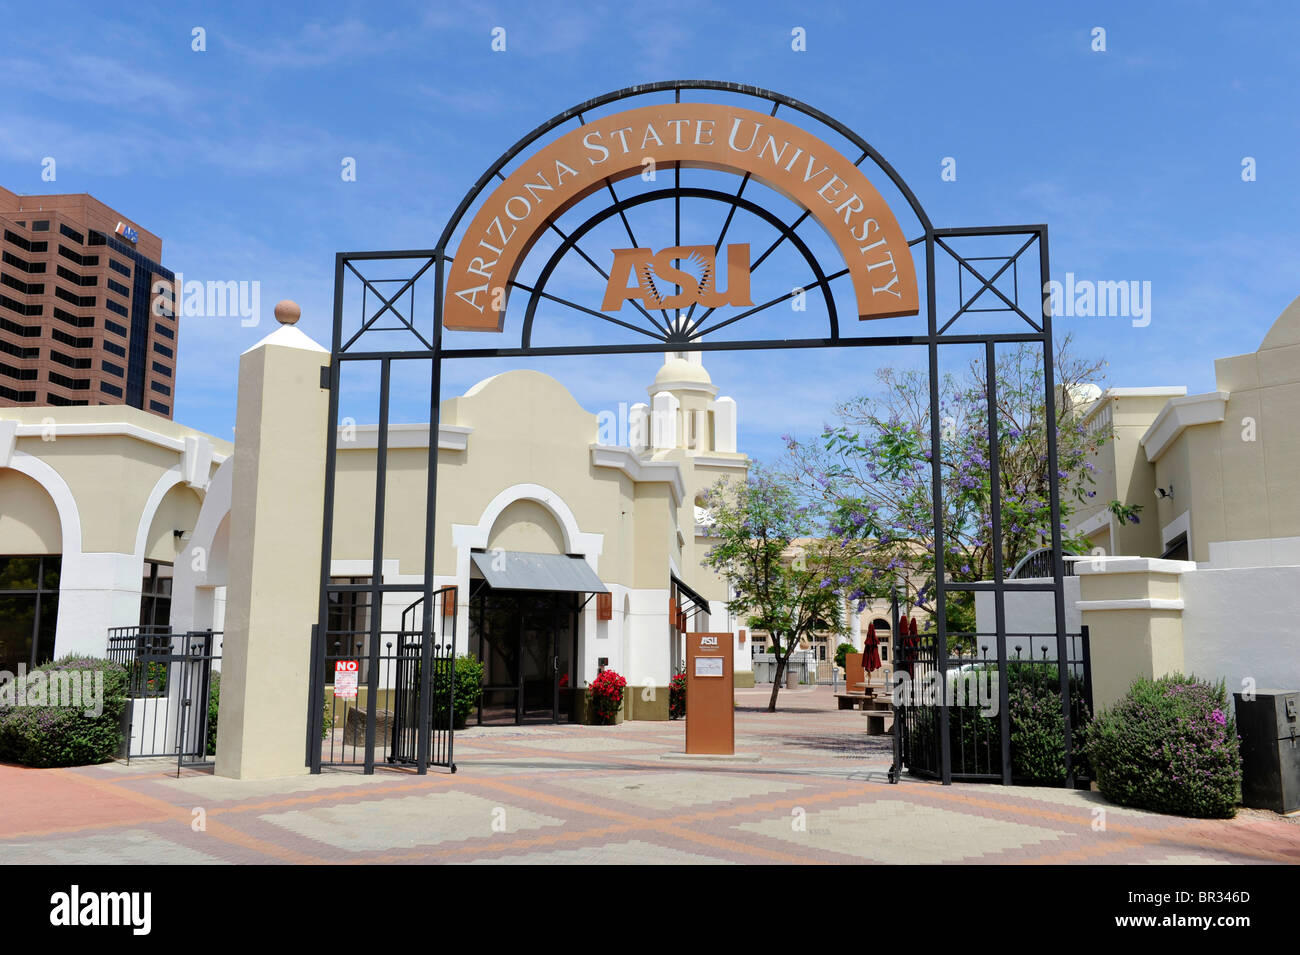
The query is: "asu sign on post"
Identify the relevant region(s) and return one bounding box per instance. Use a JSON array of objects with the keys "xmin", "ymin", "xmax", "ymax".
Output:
[{"xmin": 443, "ymin": 103, "xmax": 919, "ymax": 331}]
